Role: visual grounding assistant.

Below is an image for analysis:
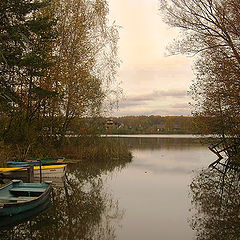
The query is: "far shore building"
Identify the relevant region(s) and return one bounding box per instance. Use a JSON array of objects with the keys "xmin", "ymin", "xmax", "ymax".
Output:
[
  {"xmin": 105, "ymin": 119, "xmax": 122, "ymax": 130},
  {"xmin": 156, "ymin": 123, "xmax": 166, "ymax": 132}
]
